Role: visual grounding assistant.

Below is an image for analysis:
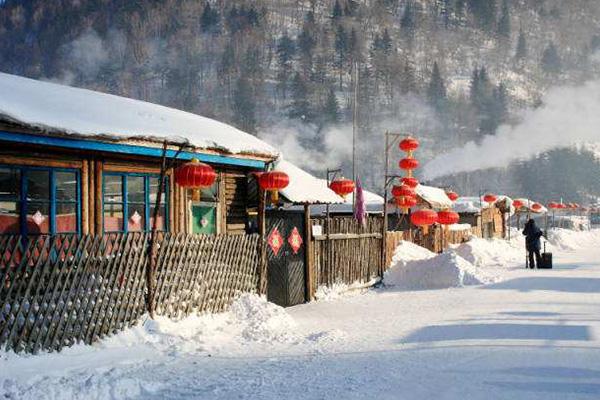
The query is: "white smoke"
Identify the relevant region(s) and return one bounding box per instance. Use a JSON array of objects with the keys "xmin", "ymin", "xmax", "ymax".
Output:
[
  {"xmin": 422, "ymin": 80, "xmax": 600, "ymax": 180},
  {"xmin": 258, "ymin": 121, "xmax": 354, "ymax": 173},
  {"xmin": 50, "ymin": 29, "xmax": 110, "ymax": 85}
]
